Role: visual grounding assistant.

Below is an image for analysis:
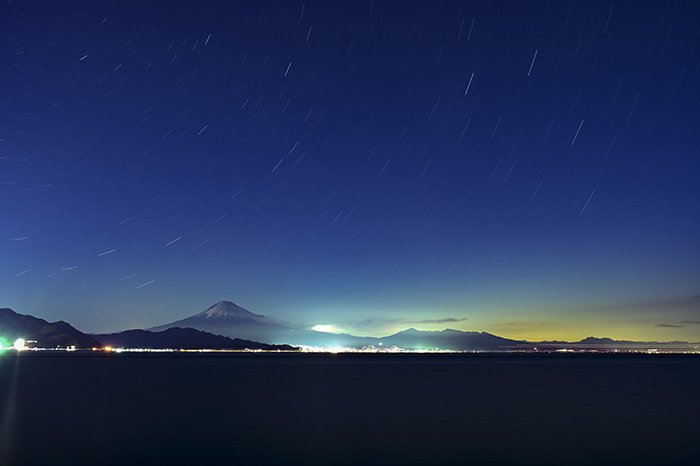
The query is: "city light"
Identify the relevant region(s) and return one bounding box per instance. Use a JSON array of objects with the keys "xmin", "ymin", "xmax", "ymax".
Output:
[{"xmin": 13, "ymin": 338, "xmax": 27, "ymax": 351}]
